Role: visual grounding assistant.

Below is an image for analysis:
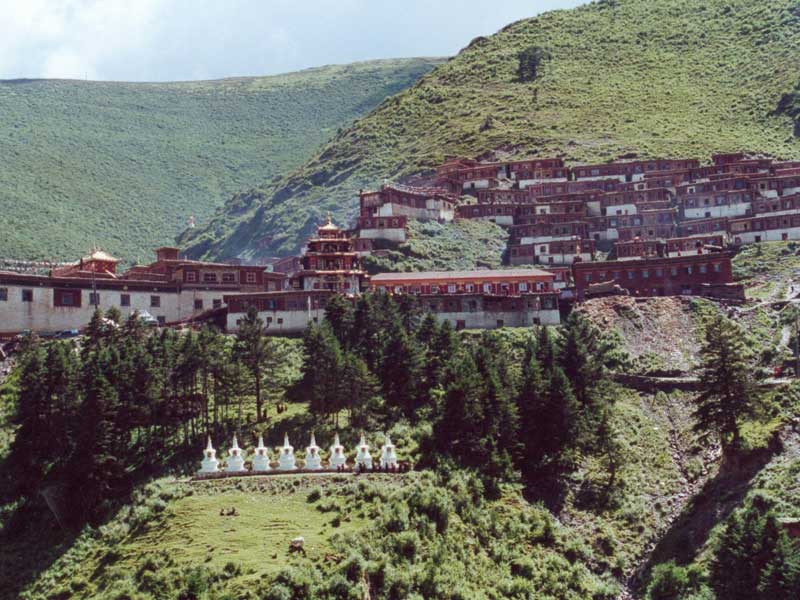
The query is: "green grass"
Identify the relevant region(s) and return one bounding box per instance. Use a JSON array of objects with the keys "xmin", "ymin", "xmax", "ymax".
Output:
[
  {"xmin": 183, "ymin": 0, "xmax": 800, "ymax": 263},
  {"xmin": 363, "ymin": 218, "xmax": 509, "ymax": 273},
  {"xmin": 0, "ymin": 58, "xmax": 442, "ymax": 261},
  {"xmin": 733, "ymin": 240, "xmax": 800, "ymax": 301}
]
